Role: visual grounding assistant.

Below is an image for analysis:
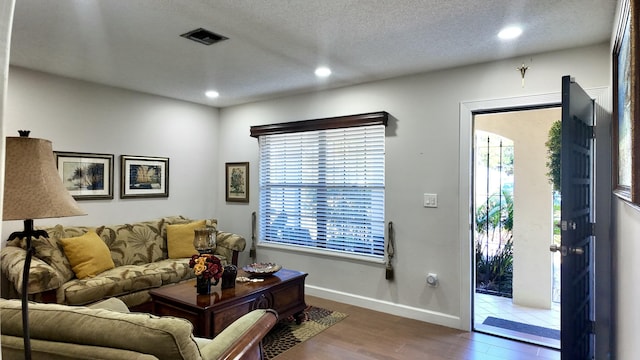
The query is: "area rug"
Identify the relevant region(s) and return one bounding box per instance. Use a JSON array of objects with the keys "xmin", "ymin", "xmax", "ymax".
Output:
[
  {"xmin": 482, "ymin": 316, "xmax": 560, "ymax": 340},
  {"xmin": 262, "ymin": 306, "xmax": 348, "ymax": 359}
]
